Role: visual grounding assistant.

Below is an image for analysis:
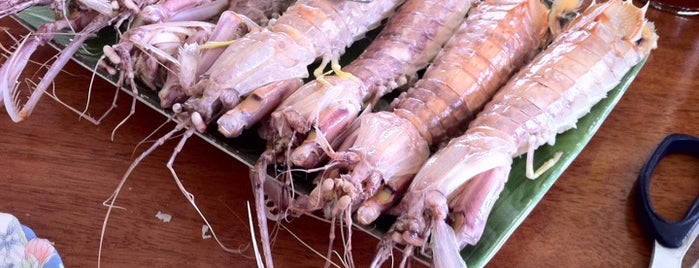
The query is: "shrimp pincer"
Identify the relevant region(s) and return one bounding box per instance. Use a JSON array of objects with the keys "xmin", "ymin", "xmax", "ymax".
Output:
[
  {"xmin": 386, "ymin": 0, "xmax": 657, "ymax": 267},
  {"xmin": 0, "ymin": 0, "xmax": 159, "ymax": 122},
  {"xmin": 1, "ymin": 7, "xmax": 106, "ymax": 122},
  {"xmin": 319, "ymin": 0, "xmax": 553, "ymax": 230}
]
